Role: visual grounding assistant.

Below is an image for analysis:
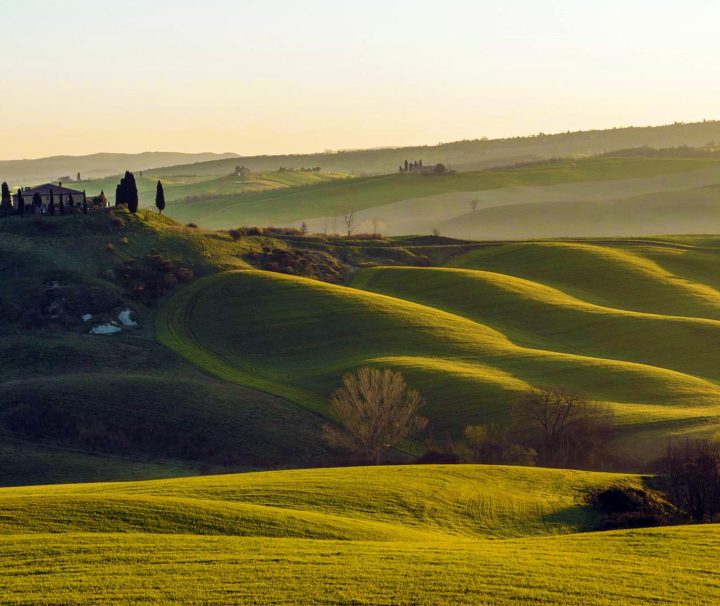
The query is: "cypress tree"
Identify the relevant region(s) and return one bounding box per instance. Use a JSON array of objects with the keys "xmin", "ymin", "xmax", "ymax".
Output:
[
  {"xmin": 115, "ymin": 182, "xmax": 123, "ymax": 206},
  {"xmin": 48, "ymin": 189, "xmax": 55, "ymax": 215},
  {"xmin": 155, "ymin": 180, "xmax": 165, "ymax": 214},
  {"xmin": 32, "ymin": 192, "xmax": 42, "ymax": 214},
  {"xmin": 125, "ymin": 171, "xmax": 139, "ymax": 213},
  {"xmin": 58, "ymin": 193, "xmax": 65, "ymax": 215},
  {"xmin": 16, "ymin": 189, "xmax": 24, "ymax": 216},
  {"xmin": 0, "ymin": 182, "xmax": 11, "ymax": 213},
  {"xmin": 67, "ymin": 193, "xmax": 74, "ymax": 213},
  {"xmin": 82, "ymin": 198, "xmax": 88, "ymax": 215}
]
